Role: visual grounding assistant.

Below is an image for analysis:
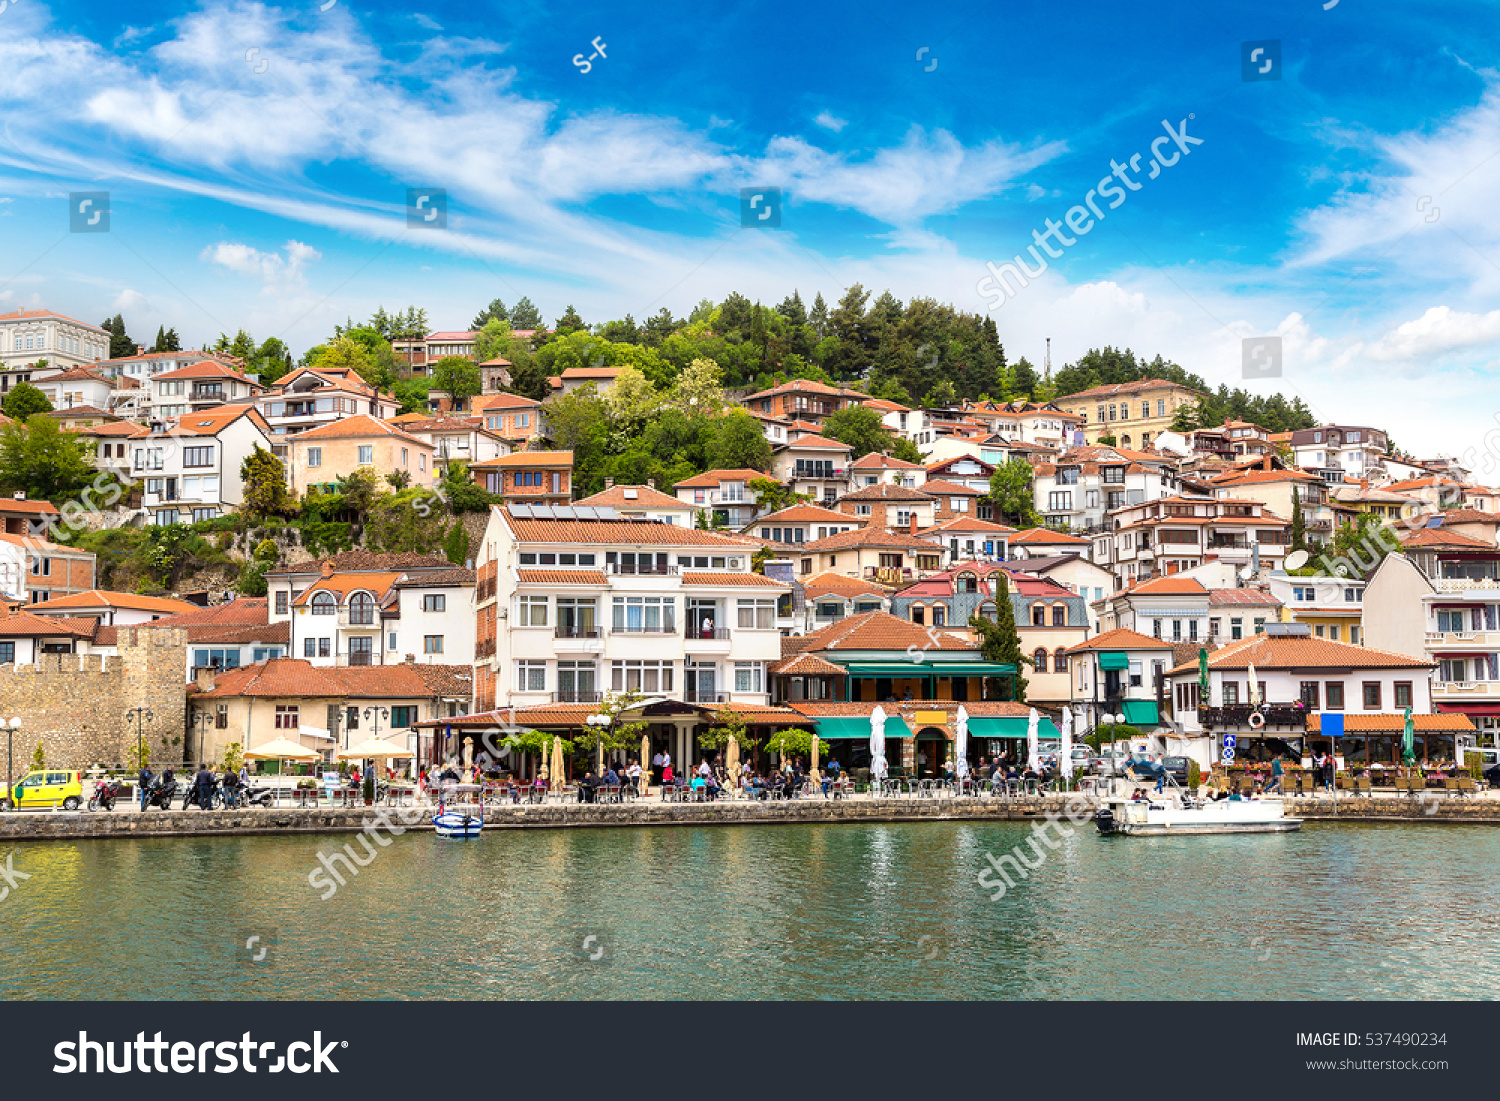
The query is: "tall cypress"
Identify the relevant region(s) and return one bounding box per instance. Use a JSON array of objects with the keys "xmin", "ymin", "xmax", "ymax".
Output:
[
  {"xmin": 970, "ymin": 571, "xmax": 1029, "ymax": 702},
  {"xmin": 1290, "ymin": 487, "xmax": 1308, "ymax": 555}
]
